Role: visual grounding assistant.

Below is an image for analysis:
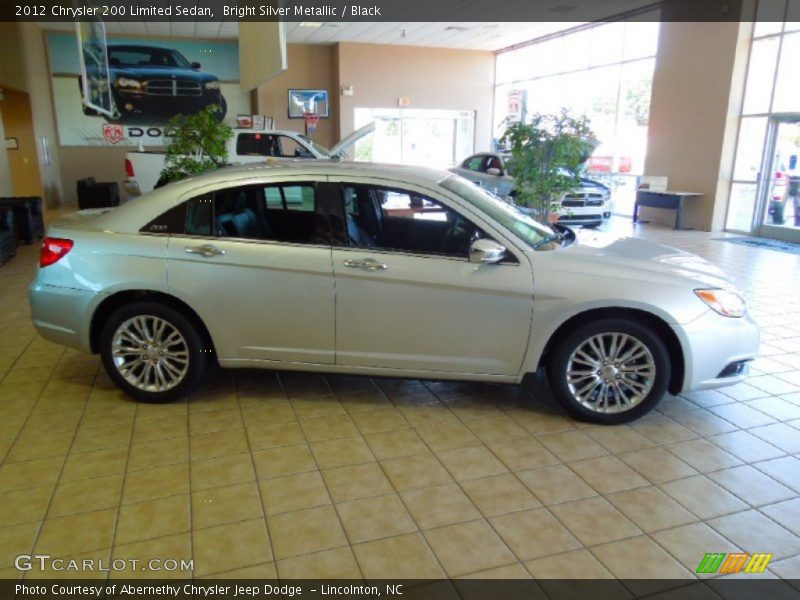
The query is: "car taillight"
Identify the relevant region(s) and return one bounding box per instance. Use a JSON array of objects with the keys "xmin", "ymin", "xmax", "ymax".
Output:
[
  {"xmin": 40, "ymin": 237, "xmax": 74, "ymax": 267},
  {"xmin": 125, "ymin": 158, "xmax": 134, "ymax": 178}
]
